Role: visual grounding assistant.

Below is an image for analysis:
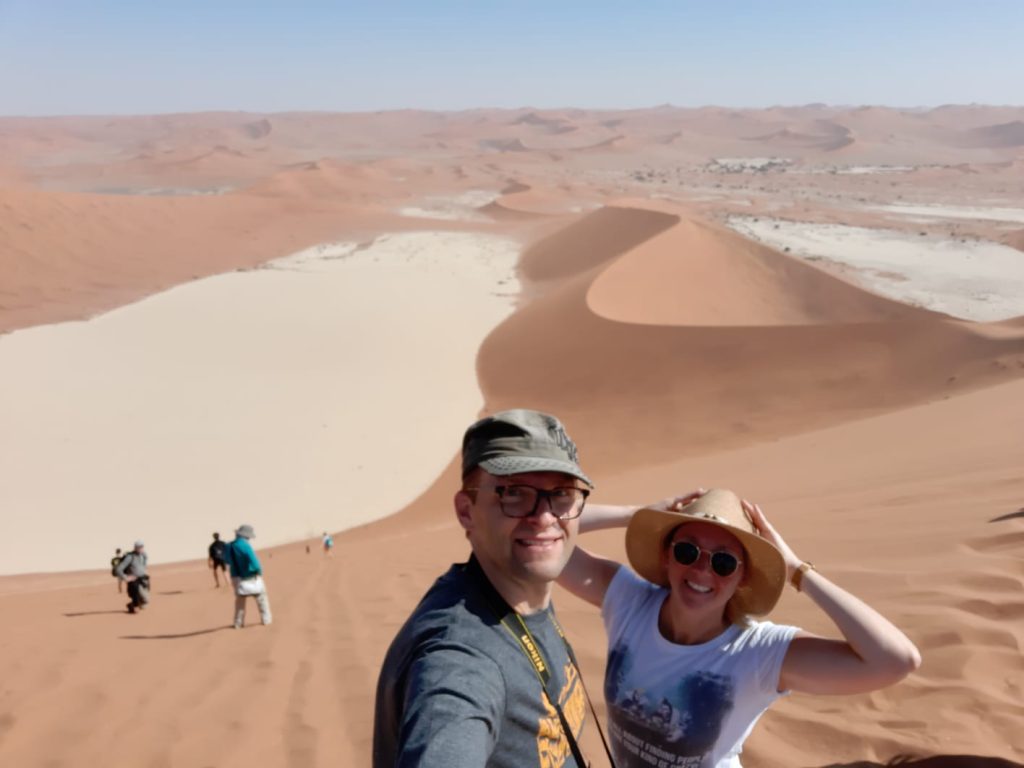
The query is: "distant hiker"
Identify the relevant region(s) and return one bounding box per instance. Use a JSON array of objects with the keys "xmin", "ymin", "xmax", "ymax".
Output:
[
  {"xmin": 227, "ymin": 524, "xmax": 272, "ymax": 628},
  {"xmin": 114, "ymin": 540, "xmax": 149, "ymax": 614},
  {"xmin": 322, "ymin": 531, "xmax": 334, "ymax": 557},
  {"xmin": 208, "ymin": 532, "xmax": 229, "ymax": 588},
  {"xmin": 110, "ymin": 548, "xmax": 124, "ymax": 593}
]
